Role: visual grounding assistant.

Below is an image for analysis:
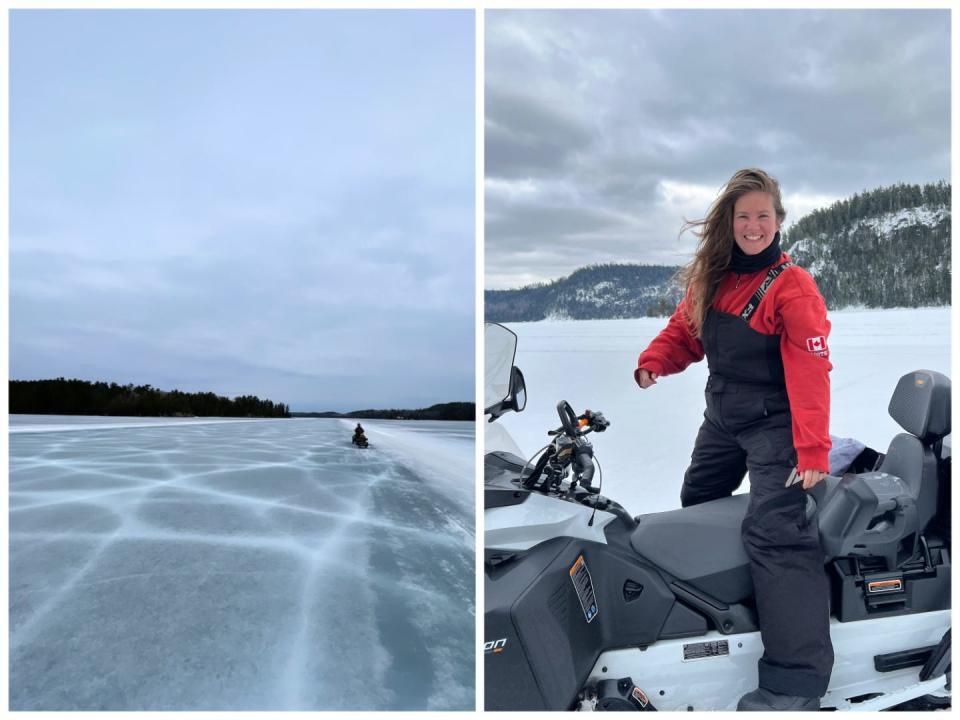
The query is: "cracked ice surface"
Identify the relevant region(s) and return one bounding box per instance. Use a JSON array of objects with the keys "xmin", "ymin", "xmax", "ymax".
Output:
[{"xmin": 9, "ymin": 417, "xmax": 475, "ymax": 711}]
